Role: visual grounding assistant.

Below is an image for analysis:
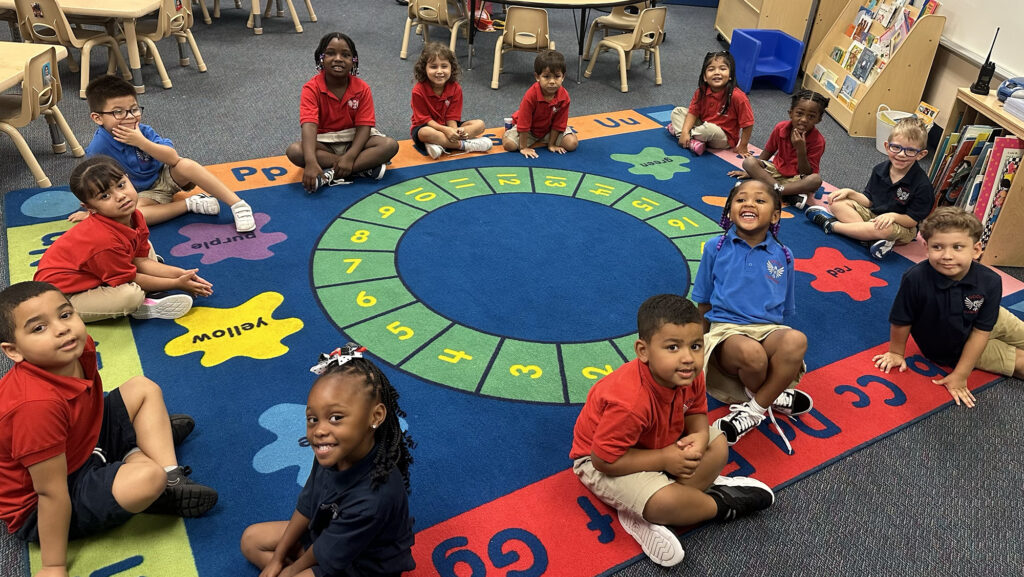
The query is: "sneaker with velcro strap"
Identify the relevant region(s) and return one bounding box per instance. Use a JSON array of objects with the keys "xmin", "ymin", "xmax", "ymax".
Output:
[{"xmin": 184, "ymin": 193, "xmax": 219, "ymax": 215}]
